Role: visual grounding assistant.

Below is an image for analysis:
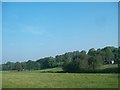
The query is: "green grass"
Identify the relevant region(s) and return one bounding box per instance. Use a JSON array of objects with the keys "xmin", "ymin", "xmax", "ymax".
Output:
[
  {"xmin": 99, "ymin": 64, "xmax": 118, "ymax": 70},
  {"xmin": 2, "ymin": 64, "xmax": 119, "ymax": 88},
  {"xmin": 38, "ymin": 67, "xmax": 63, "ymax": 73},
  {"xmin": 2, "ymin": 71, "xmax": 118, "ymax": 88}
]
